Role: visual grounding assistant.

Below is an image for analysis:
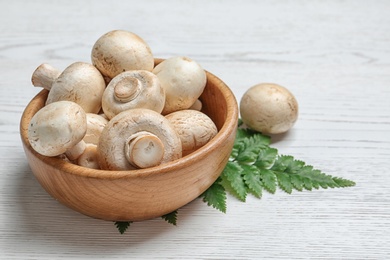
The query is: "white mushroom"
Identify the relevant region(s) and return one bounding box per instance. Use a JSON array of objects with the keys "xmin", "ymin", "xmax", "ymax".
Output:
[
  {"xmin": 152, "ymin": 56, "xmax": 207, "ymax": 115},
  {"xmin": 240, "ymin": 83, "xmax": 299, "ymax": 134},
  {"xmin": 76, "ymin": 144, "xmax": 100, "ymax": 169},
  {"xmin": 83, "ymin": 113, "xmax": 109, "ymax": 145},
  {"xmin": 101, "ymin": 70, "xmax": 165, "ymax": 120},
  {"xmin": 189, "ymin": 99, "xmax": 202, "ymax": 111},
  {"xmin": 28, "ymin": 101, "xmax": 87, "ymax": 160},
  {"xmin": 165, "ymin": 110, "xmax": 218, "ymax": 156},
  {"xmin": 91, "ymin": 30, "xmax": 154, "ymax": 79},
  {"xmin": 31, "ymin": 62, "xmax": 106, "ymax": 114},
  {"xmin": 97, "ymin": 108, "xmax": 182, "ymax": 170}
]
